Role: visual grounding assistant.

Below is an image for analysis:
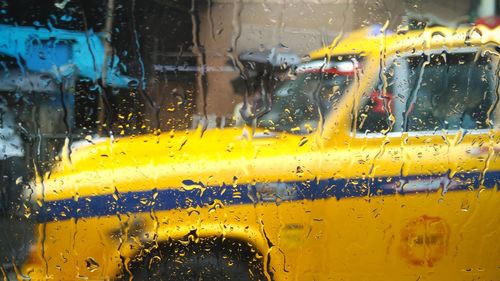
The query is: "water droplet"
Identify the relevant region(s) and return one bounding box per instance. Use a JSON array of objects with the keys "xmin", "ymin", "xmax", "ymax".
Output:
[
  {"xmin": 15, "ymin": 176, "xmax": 23, "ymax": 185},
  {"xmin": 85, "ymin": 257, "xmax": 100, "ymax": 272},
  {"xmin": 295, "ymin": 166, "xmax": 304, "ymax": 178},
  {"xmin": 431, "ymin": 31, "xmax": 445, "ymax": 39},
  {"xmin": 460, "ymin": 200, "xmax": 470, "ymax": 212},
  {"xmin": 181, "ymin": 180, "xmax": 206, "ymax": 194},
  {"xmin": 298, "ymin": 137, "xmax": 308, "ymax": 147}
]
